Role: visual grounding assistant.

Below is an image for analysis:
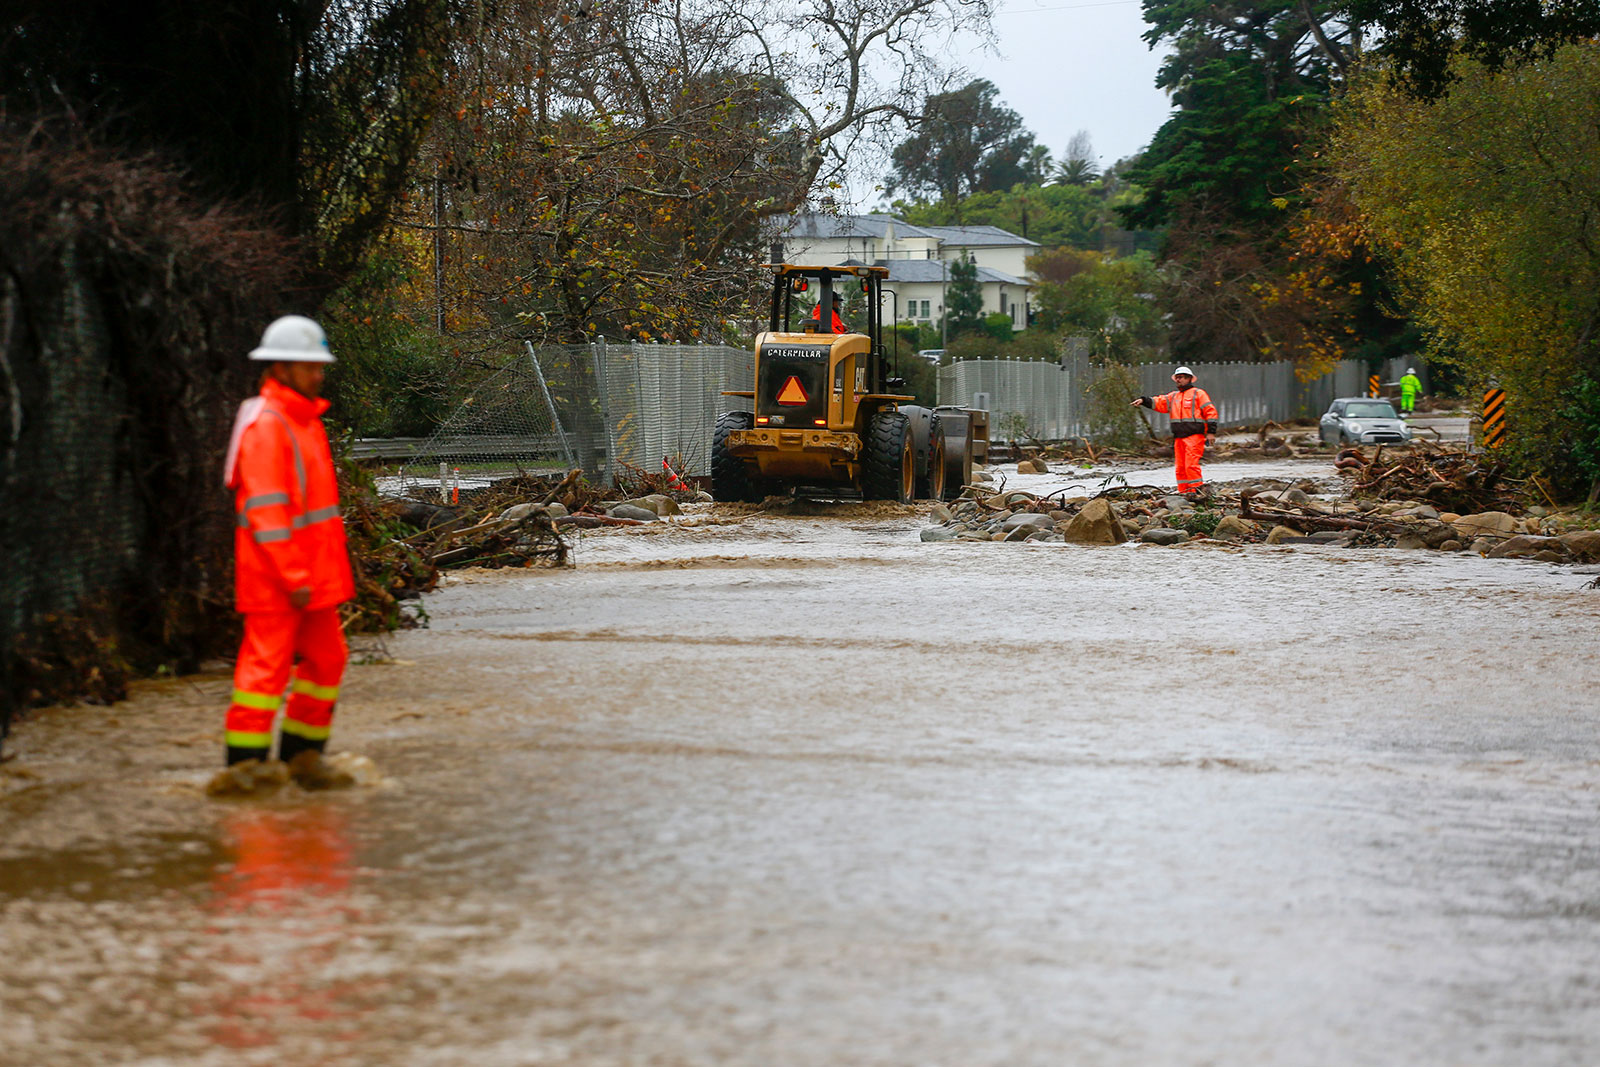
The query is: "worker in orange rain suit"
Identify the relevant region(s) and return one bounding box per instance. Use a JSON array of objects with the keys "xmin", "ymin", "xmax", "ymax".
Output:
[
  {"xmin": 809, "ymin": 291, "xmax": 846, "ymax": 333},
  {"xmin": 1131, "ymin": 365, "xmax": 1219, "ymax": 496},
  {"xmin": 221, "ymin": 315, "xmax": 354, "ymax": 768}
]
